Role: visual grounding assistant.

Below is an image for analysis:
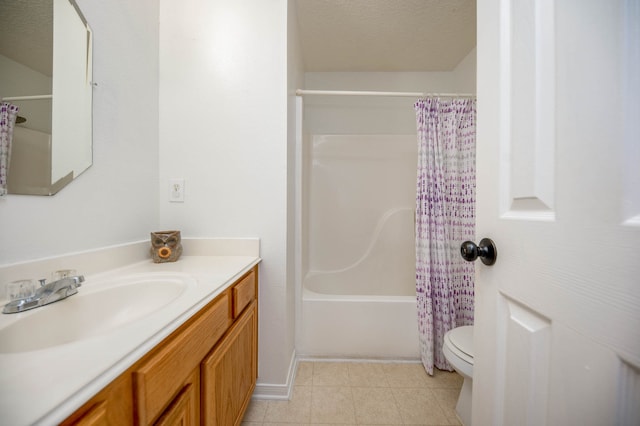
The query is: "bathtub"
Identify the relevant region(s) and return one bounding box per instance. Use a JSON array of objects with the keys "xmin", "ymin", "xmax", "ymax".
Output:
[
  {"xmin": 298, "ymin": 207, "xmax": 420, "ymax": 359},
  {"xmin": 299, "ymin": 286, "xmax": 420, "ymax": 359}
]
